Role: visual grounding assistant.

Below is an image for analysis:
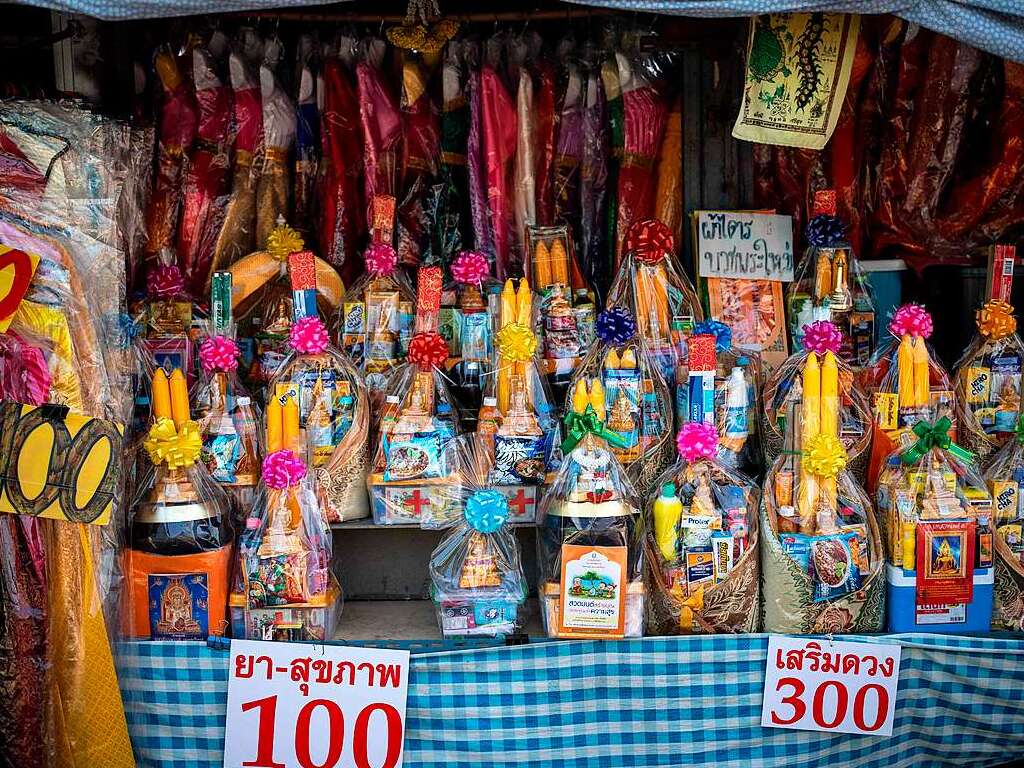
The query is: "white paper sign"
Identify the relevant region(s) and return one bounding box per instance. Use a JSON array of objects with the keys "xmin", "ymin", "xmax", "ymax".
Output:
[
  {"xmin": 696, "ymin": 211, "xmax": 794, "ymax": 281},
  {"xmin": 224, "ymin": 640, "xmax": 410, "ymax": 768},
  {"xmin": 762, "ymin": 635, "xmax": 901, "ymax": 737}
]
